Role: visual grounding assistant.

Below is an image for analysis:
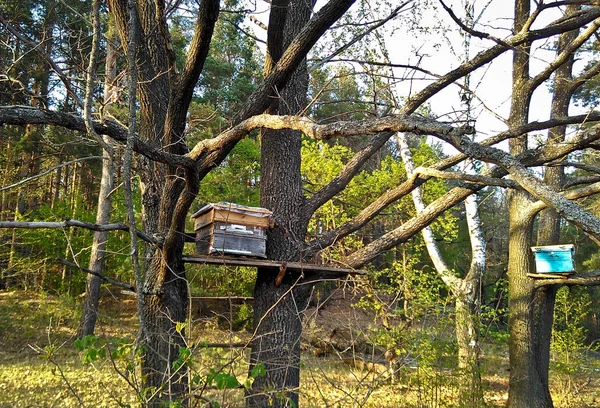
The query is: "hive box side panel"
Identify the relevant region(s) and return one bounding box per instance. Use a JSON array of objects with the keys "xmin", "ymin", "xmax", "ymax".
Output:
[
  {"xmin": 195, "ymin": 225, "xmax": 267, "ymax": 258},
  {"xmin": 533, "ymin": 251, "xmax": 575, "ymax": 274},
  {"xmin": 212, "ymin": 209, "xmax": 271, "ymax": 228},
  {"xmin": 211, "ymin": 231, "xmax": 267, "ymax": 258}
]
